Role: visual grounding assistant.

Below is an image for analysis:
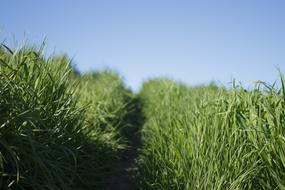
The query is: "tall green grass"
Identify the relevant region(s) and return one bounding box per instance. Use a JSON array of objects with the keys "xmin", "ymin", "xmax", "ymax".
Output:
[
  {"xmin": 2, "ymin": 42, "xmax": 285, "ymax": 189},
  {"xmin": 138, "ymin": 78, "xmax": 285, "ymax": 189},
  {"xmin": 0, "ymin": 44, "xmax": 133, "ymax": 189}
]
